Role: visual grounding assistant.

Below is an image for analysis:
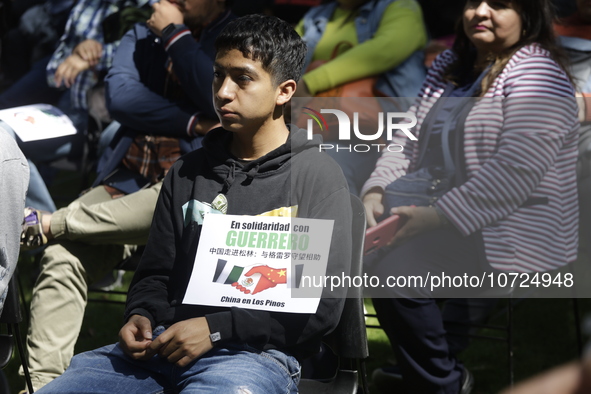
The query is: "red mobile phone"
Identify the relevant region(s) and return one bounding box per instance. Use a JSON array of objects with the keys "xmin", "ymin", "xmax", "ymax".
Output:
[{"xmin": 364, "ymin": 215, "xmax": 401, "ymax": 255}]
